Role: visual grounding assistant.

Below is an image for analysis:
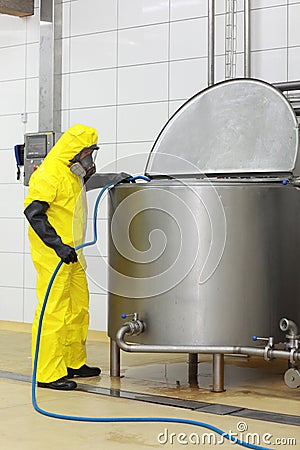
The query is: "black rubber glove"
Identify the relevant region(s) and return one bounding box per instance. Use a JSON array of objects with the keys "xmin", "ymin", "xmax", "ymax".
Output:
[
  {"xmin": 54, "ymin": 244, "xmax": 78, "ymax": 264},
  {"xmin": 24, "ymin": 200, "xmax": 78, "ymax": 264}
]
